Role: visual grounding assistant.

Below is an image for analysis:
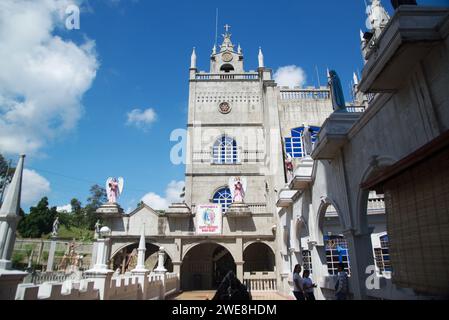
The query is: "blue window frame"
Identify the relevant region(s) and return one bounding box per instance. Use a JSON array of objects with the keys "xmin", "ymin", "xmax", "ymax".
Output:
[
  {"xmin": 213, "ymin": 187, "xmax": 233, "ymax": 213},
  {"xmin": 285, "ymin": 126, "xmax": 320, "ymax": 158},
  {"xmin": 212, "ymin": 135, "xmax": 238, "ymax": 164},
  {"xmin": 324, "ymin": 235, "xmax": 351, "ymax": 275}
]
